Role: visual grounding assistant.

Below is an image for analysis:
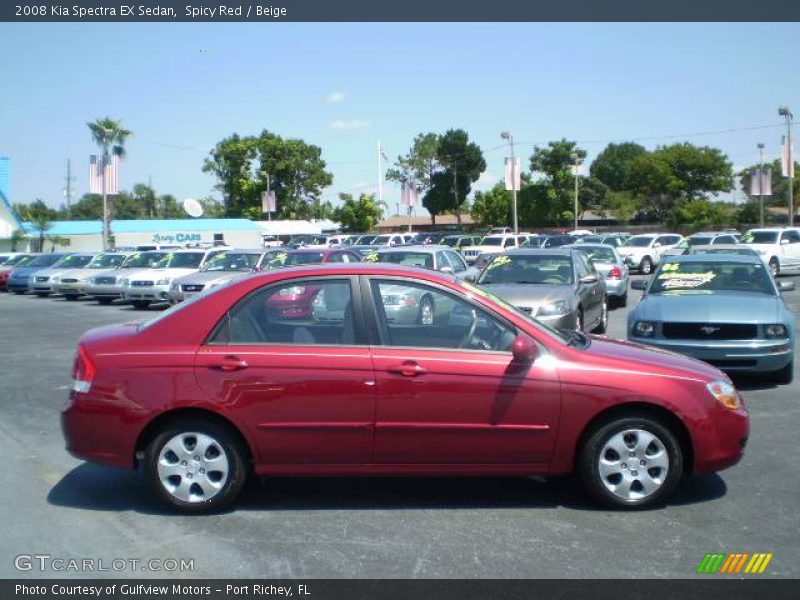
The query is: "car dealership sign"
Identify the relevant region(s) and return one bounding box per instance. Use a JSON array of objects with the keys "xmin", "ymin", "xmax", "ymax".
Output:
[{"xmin": 152, "ymin": 232, "xmax": 203, "ymax": 244}]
